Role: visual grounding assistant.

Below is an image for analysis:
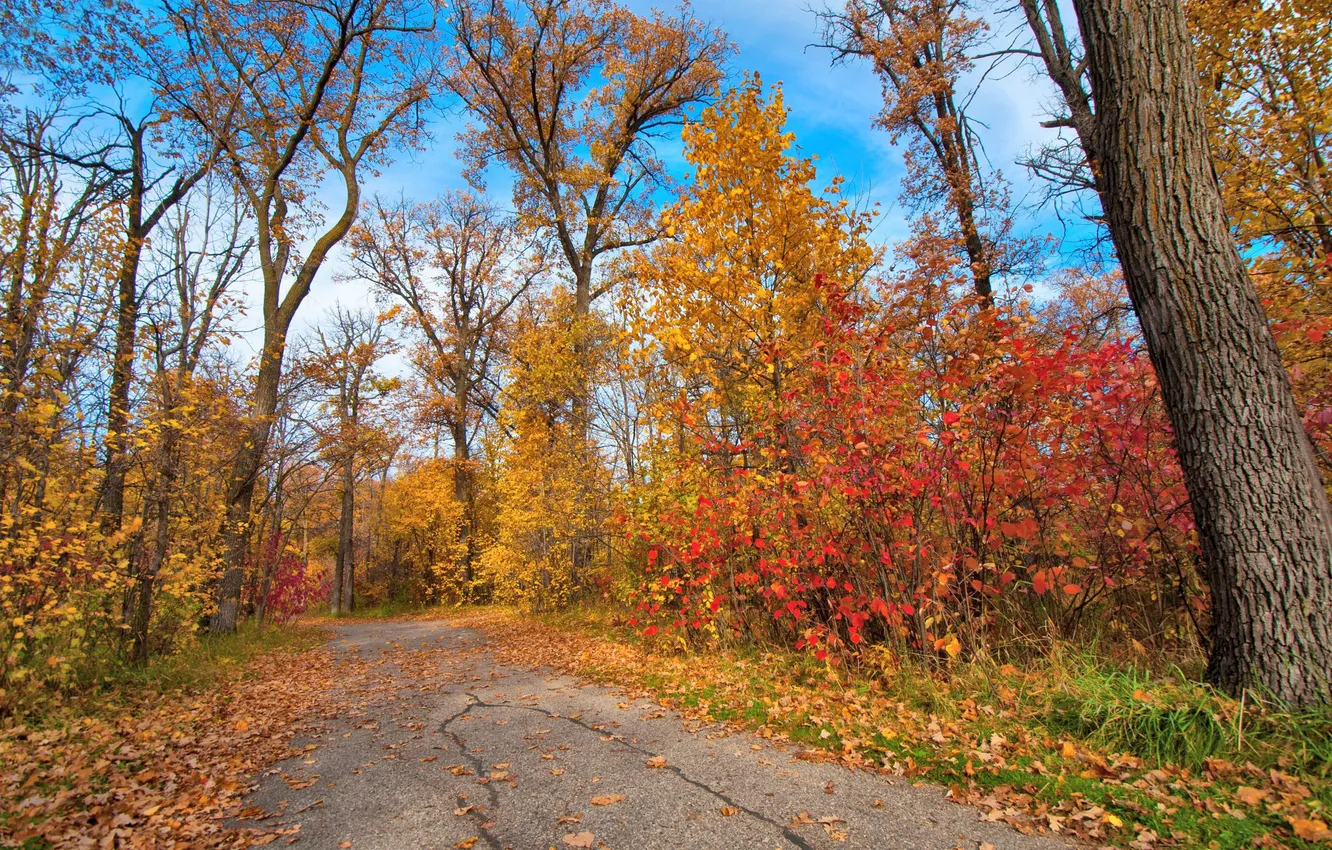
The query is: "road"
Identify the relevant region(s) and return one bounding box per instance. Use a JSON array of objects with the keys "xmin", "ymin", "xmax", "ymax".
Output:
[{"xmin": 241, "ymin": 619, "xmax": 1073, "ymax": 850}]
